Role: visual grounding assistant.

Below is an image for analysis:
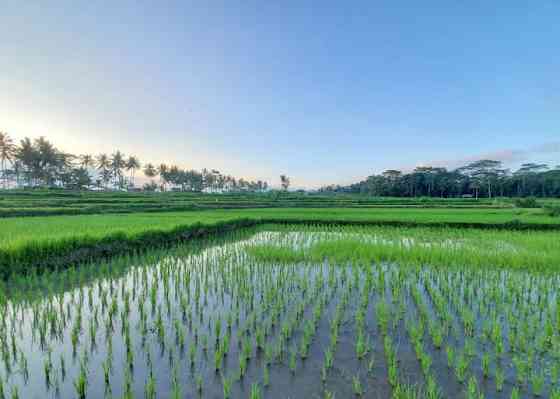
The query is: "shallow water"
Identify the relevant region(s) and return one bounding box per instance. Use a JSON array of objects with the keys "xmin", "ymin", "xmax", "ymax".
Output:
[{"xmin": 0, "ymin": 228, "xmax": 557, "ymax": 398}]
